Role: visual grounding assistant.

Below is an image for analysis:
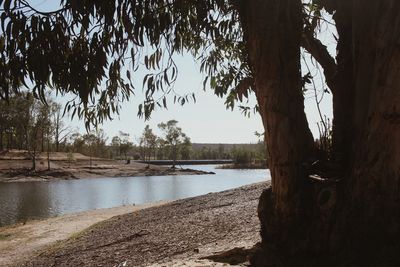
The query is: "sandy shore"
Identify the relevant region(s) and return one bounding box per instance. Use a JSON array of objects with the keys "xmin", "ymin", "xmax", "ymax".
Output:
[
  {"xmin": 1, "ymin": 182, "xmax": 268, "ymax": 267},
  {"xmin": 0, "ymin": 201, "xmax": 170, "ymax": 267}
]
